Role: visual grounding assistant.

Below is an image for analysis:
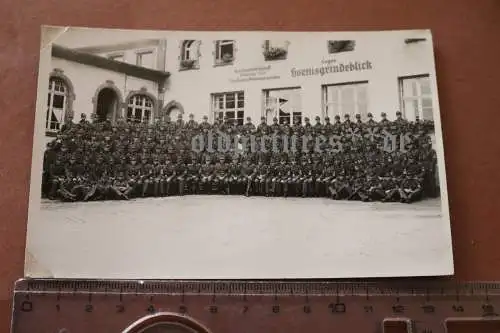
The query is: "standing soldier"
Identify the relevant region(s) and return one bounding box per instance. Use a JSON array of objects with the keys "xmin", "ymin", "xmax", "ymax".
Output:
[
  {"xmin": 243, "ymin": 117, "xmax": 256, "ymax": 134},
  {"xmin": 185, "ymin": 113, "xmax": 198, "ymax": 131},
  {"xmin": 270, "ymin": 117, "xmax": 280, "ymax": 134},
  {"xmin": 303, "ymin": 117, "xmax": 313, "ymax": 136},
  {"xmin": 366, "ymin": 112, "xmax": 377, "ymax": 127},
  {"xmin": 257, "ymin": 116, "xmax": 269, "ymax": 135},
  {"xmin": 292, "ymin": 116, "xmax": 303, "ymax": 136},
  {"xmin": 332, "ymin": 115, "xmax": 342, "ymax": 133},
  {"xmin": 313, "ymin": 116, "xmax": 323, "ymax": 135},
  {"xmin": 342, "ymin": 114, "xmax": 354, "ymax": 132},
  {"xmin": 379, "ymin": 112, "xmax": 390, "ymax": 127},
  {"xmin": 323, "ymin": 116, "xmax": 334, "ymax": 135}
]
